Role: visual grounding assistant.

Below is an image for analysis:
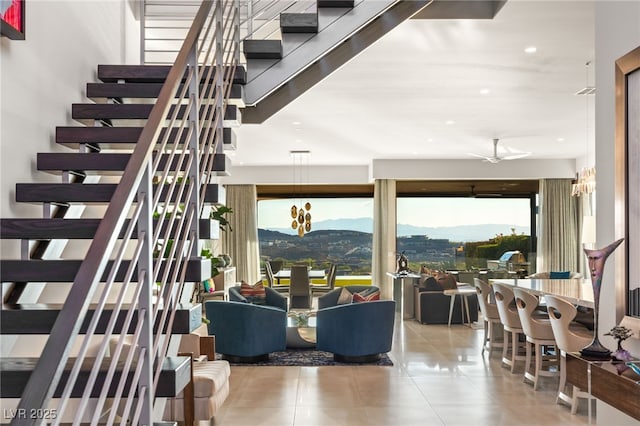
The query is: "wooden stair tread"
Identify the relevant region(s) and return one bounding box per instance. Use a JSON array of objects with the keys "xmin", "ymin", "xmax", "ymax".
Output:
[
  {"xmin": 280, "ymin": 13, "xmax": 319, "ymax": 33},
  {"xmin": 55, "ymin": 126, "xmax": 235, "ymax": 147},
  {"xmin": 87, "ymin": 82, "xmax": 243, "ymax": 100},
  {"xmin": 0, "ymin": 303, "xmax": 202, "ymax": 335},
  {"xmin": 0, "ymin": 258, "xmax": 211, "ymax": 282},
  {"xmin": 37, "ymin": 152, "xmax": 228, "ymax": 175},
  {"xmin": 242, "ymin": 40, "xmax": 283, "ymax": 60},
  {"xmin": 0, "ymin": 356, "xmax": 191, "ymax": 398},
  {"xmin": 71, "ymin": 103, "xmax": 239, "ymax": 121},
  {"xmin": 317, "ymin": 0, "xmax": 354, "ymax": 7},
  {"xmin": 1, "ymin": 218, "xmax": 218, "ymax": 240},
  {"xmin": 15, "ymin": 183, "xmax": 220, "ymax": 204},
  {"xmin": 97, "ymin": 64, "xmax": 246, "ymax": 85},
  {"xmin": 56, "ymin": 126, "xmax": 180, "ymax": 144}
]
